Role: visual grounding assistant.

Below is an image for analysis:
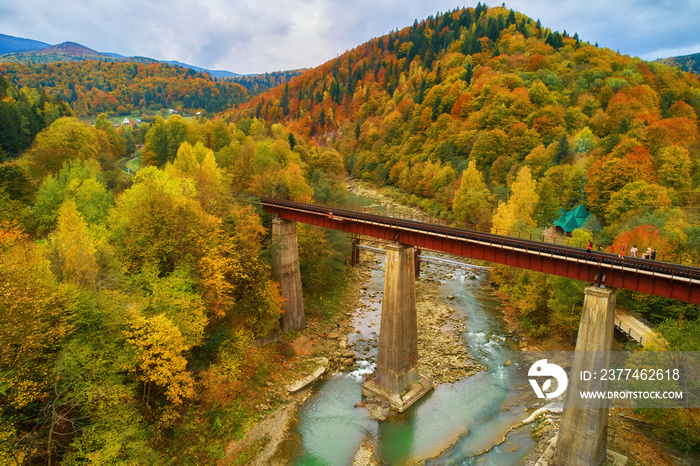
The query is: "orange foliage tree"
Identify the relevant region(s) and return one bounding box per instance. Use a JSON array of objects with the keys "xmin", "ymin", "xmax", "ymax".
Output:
[{"xmin": 613, "ymin": 225, "xmax": 670, "ymax": 259}]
